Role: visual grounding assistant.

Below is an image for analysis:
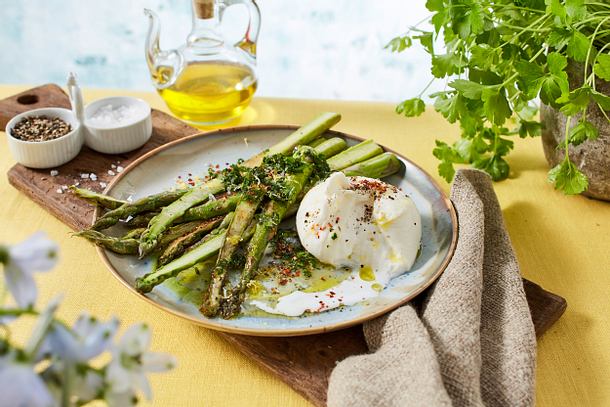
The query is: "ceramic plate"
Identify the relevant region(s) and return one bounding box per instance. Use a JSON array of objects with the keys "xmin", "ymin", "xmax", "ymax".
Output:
[{"xmin": 97, "ymin": 125, "xmax": 457, "ymax": 336}]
